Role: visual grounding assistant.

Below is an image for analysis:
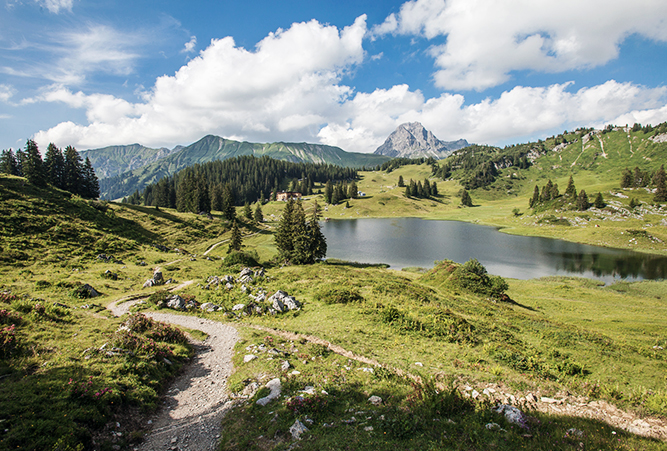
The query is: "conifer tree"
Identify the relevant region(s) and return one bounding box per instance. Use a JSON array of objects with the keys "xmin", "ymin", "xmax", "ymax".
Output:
[
  {"xmin": 14, "ymin": 149, "xmax": 26, "ymax": 177},
  {"xmin": 529, "ymin": 185, "xmax": 540, "ymax": 208},
  {"xmin": 324, "ymin": 180, "xmax": 333, "ymax": 204},
  {"xmin": 82, "ymin": 157, "xmax": 100, "ymax": 198},
  {"xmin": 23, "ymin": 139, "xmax": 46, "ymax": 187},
  {"xmin": 461, "ymin": 189, "xmax": 473, "ymax": 207},
  {"xmin": 347, "ymin": 181, "xmax": 358, "ymax": 199},
  {"xmin": 44, "ymin": 143, "xmax": 65, "ymax": 189},
  {"xmin": 0, "ymin": 149, "xmax": 19, "ymax": 175},
  {"xmin": 228, "ymin": 221, "xmax": 243, "ymax": 253},
  {"xmin": 577, "ymin": 189, "xmax": 589, "ymax": 211},
  {"xmin": 398, "ymin": 175, "xmax": 405, "ymax": 187},
  {"xmin": 654, "ymin": 165, "xmax": 666, "ymax": 202},
  {"xmin": 620, "ymin": 168, "xmax": 633, "ymax": 188},
  {"xmin": 253, "ymin": 202, "xmax": 263, "ymax": 223},
  {"xmin": 307, "ymin": 204, "xmax": 327, "ymax": 263},
  {"xmin": 275, "ymin": 199, "xmax": 295, "ymax": 261},
  {"xmin": 243, "ymin": 202, "xmax": 253, "ymax": 221},
  {"xmin": 64, "ymin": 145, "xmax": 83, "ymax": 195},
  {"xmin": 431, "ymin": 181, "xmax": 438, "ymax": 196},
  {"xmin": 221, "ymin": 184, "xmax": 236, "ymax": 220},
  {"xmin": 564, "ymin": 175, "xmax": 577, "ymax": 198},
  {"xmin": 540, "ymin": 180, "xmax": 554, "ymax": 202},
  {"xmin": 594, "ymin": 192, "xmax": 605, "ymax": 208}
]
